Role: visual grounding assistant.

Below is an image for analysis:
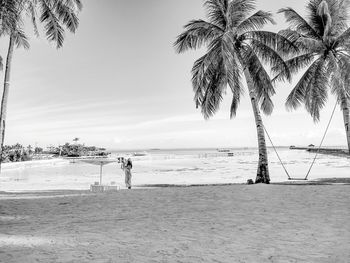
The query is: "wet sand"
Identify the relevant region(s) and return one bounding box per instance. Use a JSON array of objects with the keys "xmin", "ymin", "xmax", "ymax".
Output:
[{"xmin": 0, "ymin": 184, "xmax": 349, "ymax": 262}]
